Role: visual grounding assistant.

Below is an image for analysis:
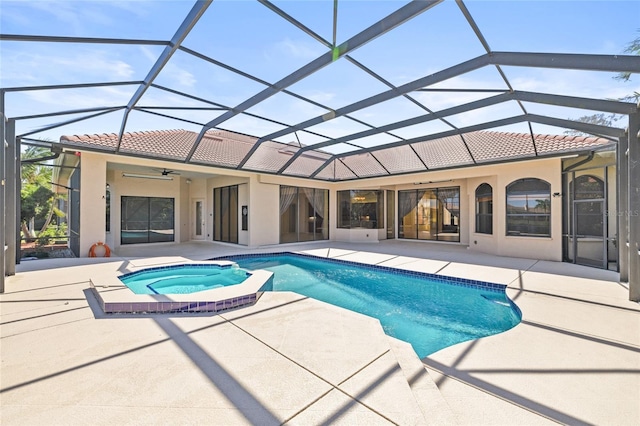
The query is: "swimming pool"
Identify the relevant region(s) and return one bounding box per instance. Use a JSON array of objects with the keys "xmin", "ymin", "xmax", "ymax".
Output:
[
  {"xmin": 217, "ymin": 253, "xmax": 521, "ymax": 357},
  {"xmin": 119, "ymin": 264, "xmax": 251, "ymax": 295}
]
